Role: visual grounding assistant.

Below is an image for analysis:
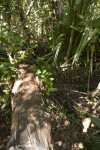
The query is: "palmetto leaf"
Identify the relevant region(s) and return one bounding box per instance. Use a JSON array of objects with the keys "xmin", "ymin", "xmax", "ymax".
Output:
[
  {"xmin": 88, "ymin": 113, "xmax": 100, "ymax": 129},
  {"xmin": 54, "ymin": 41, "xmax": 63, "ymax": 63},
  {"xmin": 56, "ymin": 34, "xmax": 65, "ymax": 43},
  {"xmin": 72, "ymin": 26, "xmax": 91, "ymax": 64}
]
